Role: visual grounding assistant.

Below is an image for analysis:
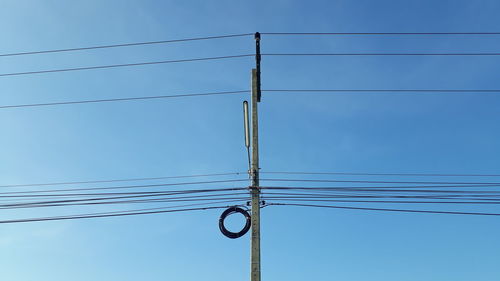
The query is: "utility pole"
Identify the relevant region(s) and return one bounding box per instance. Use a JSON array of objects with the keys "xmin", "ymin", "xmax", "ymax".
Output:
[{"xmin": 250, "ymin": 32, "xmax": 261, "ymax": 281}]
